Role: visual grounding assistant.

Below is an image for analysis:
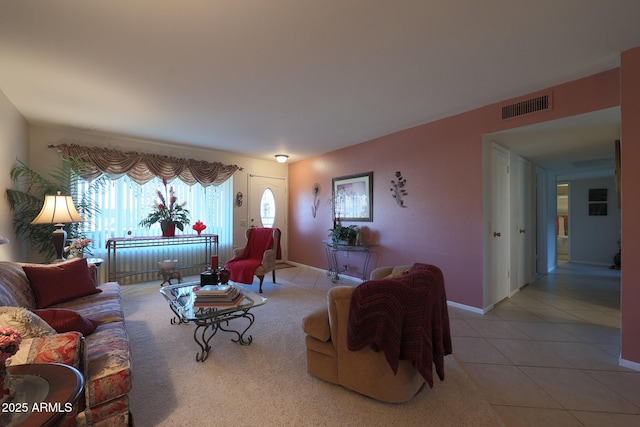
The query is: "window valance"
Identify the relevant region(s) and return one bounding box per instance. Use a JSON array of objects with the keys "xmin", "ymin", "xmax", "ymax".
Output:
[{"xmin": 53, "ymin": 143, "xmax": 241, "ymax": 186}]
